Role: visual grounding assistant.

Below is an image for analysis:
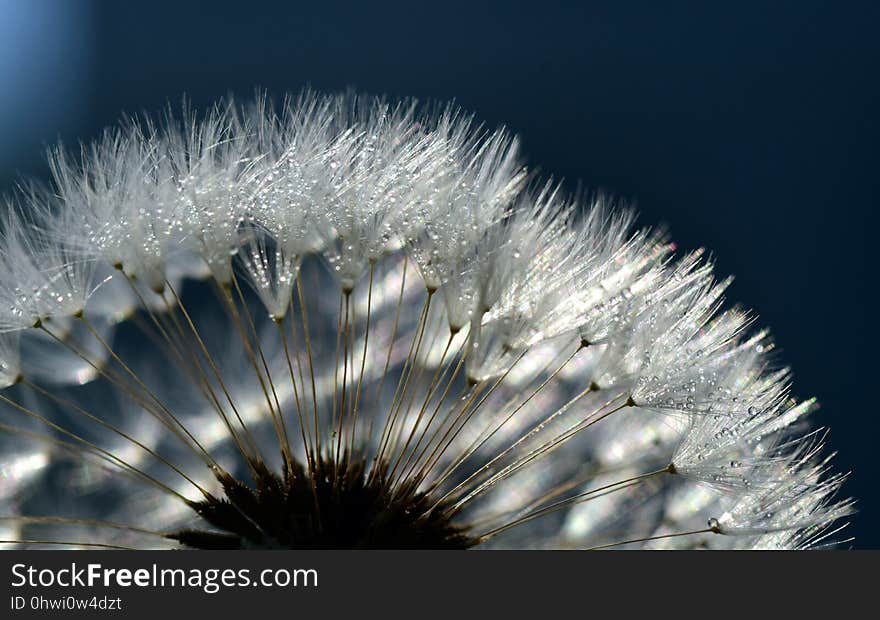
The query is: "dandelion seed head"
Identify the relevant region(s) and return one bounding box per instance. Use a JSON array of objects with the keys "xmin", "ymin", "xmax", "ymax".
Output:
[{"xmin": 0, "ymin": 91, "xmax": 852, "ymax": 550}]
